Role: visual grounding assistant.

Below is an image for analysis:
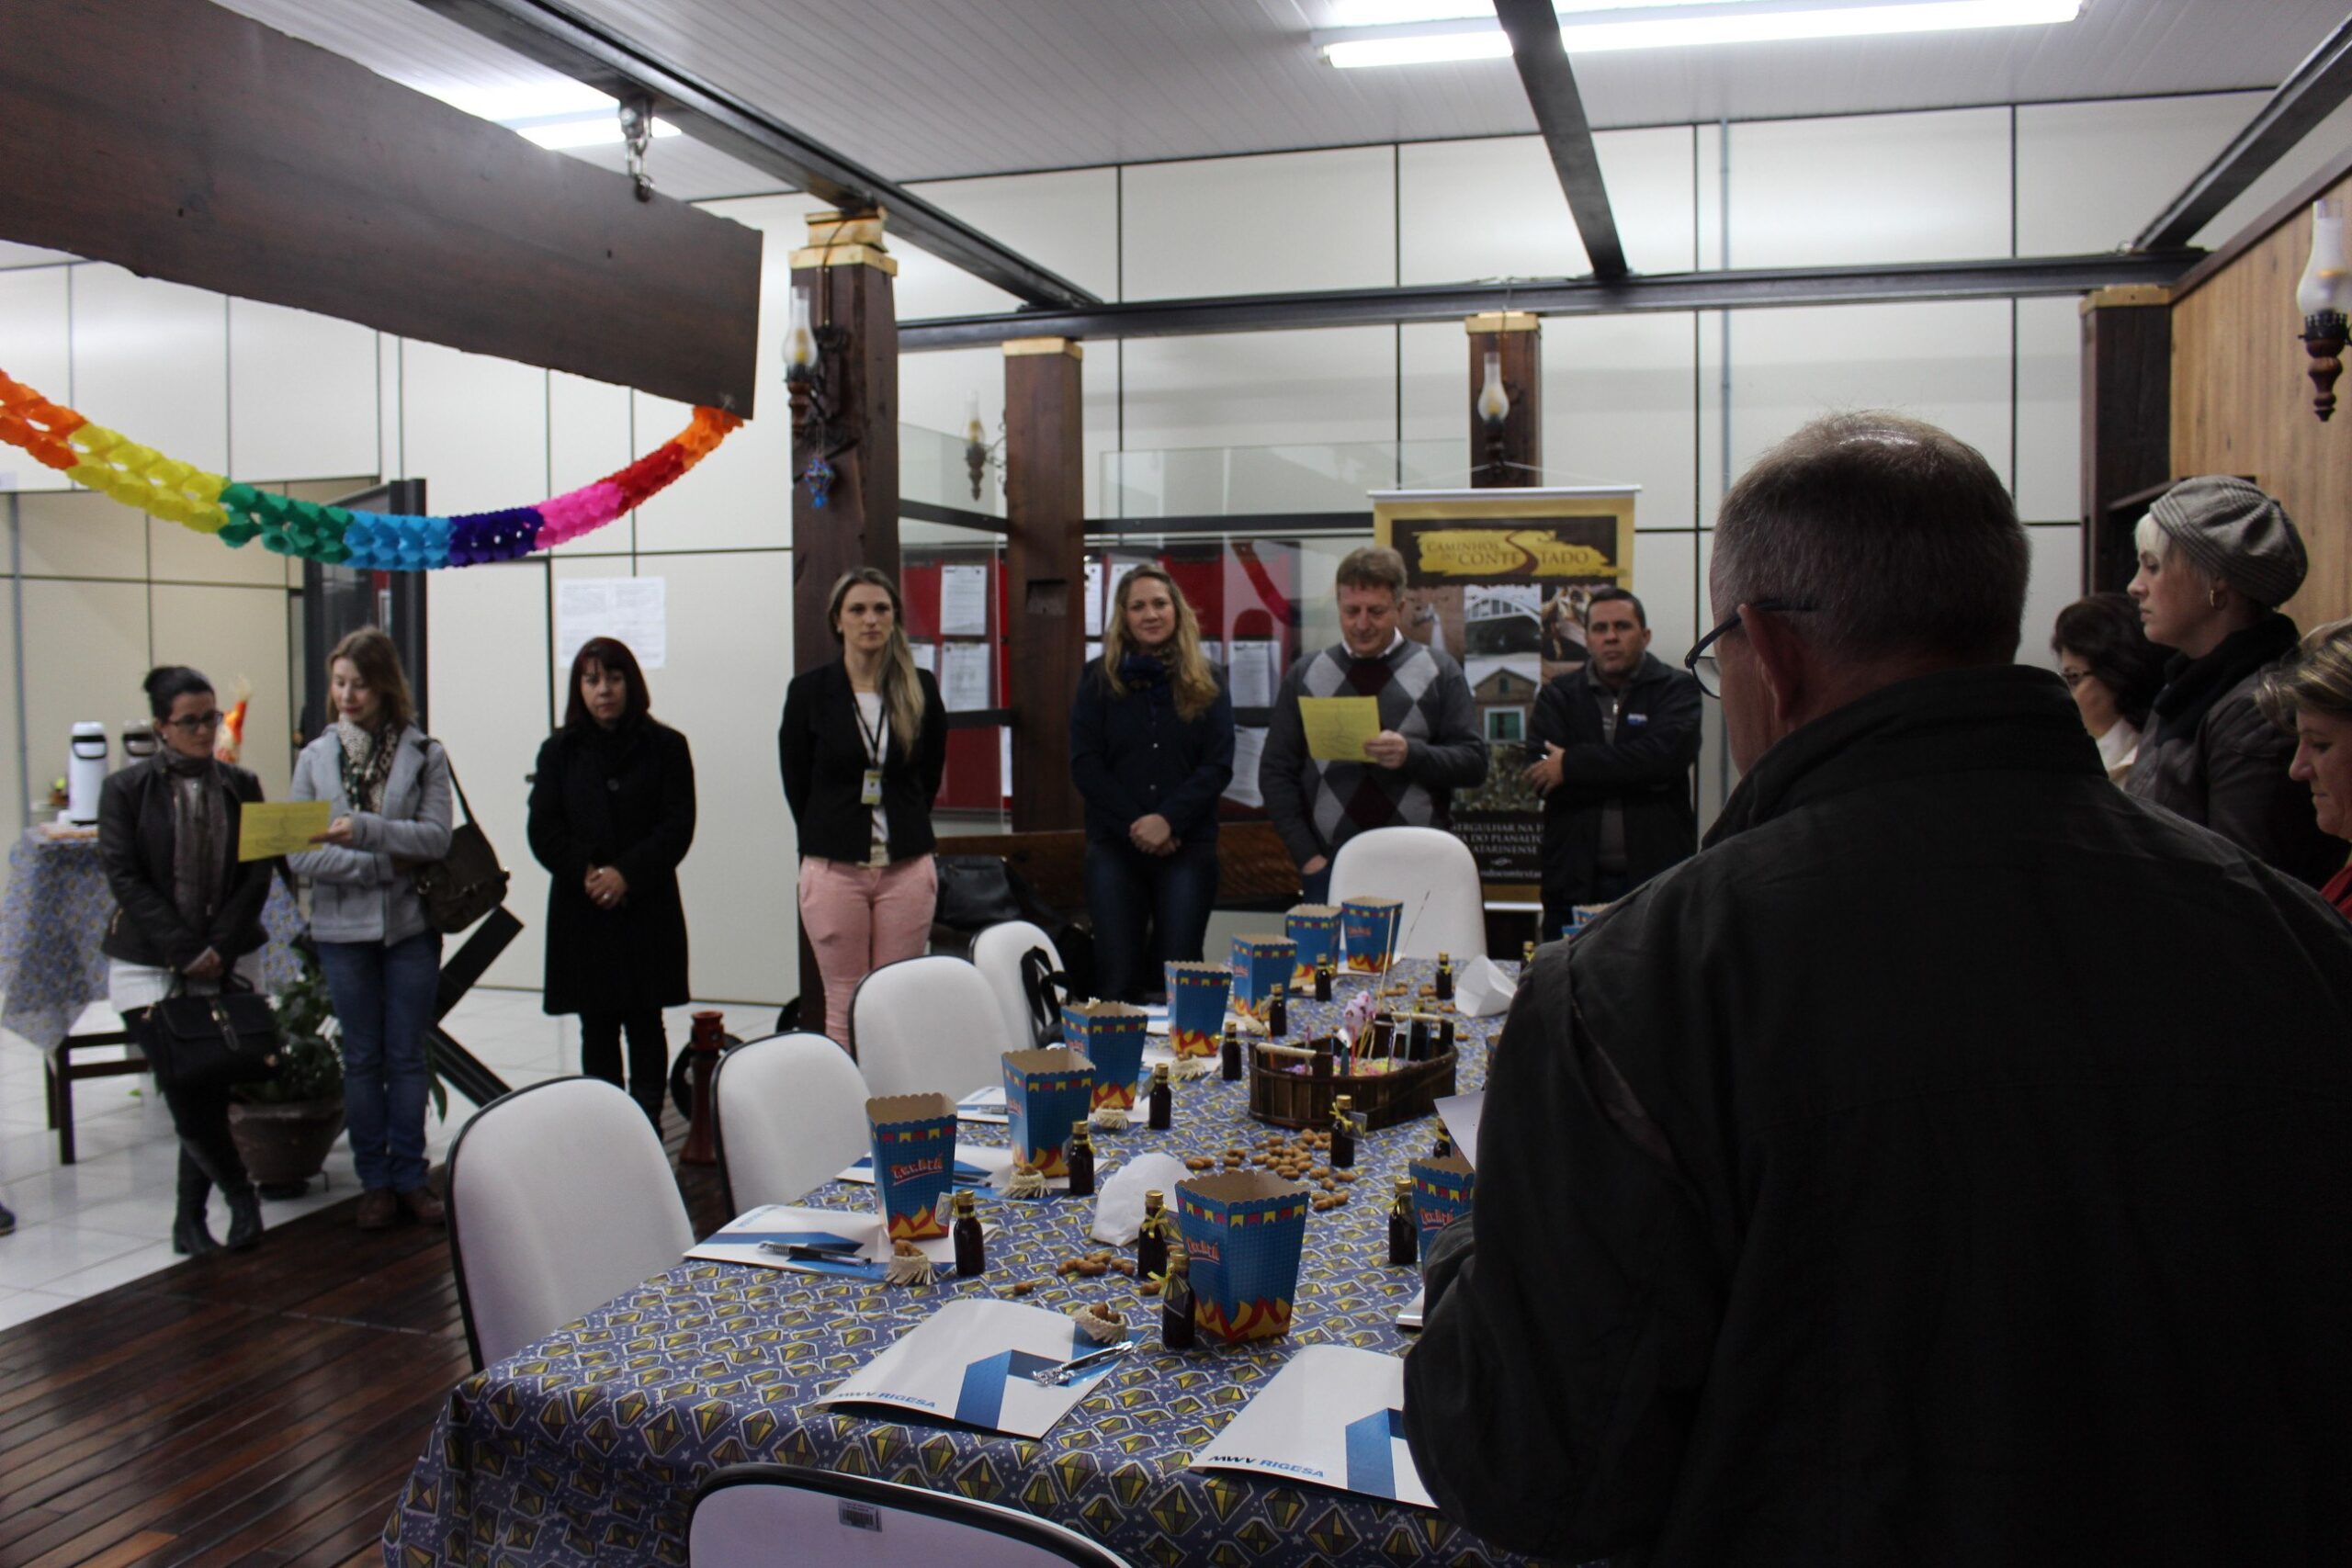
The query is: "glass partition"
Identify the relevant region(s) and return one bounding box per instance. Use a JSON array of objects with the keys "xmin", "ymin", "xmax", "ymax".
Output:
[
  {"xmin": 900, "ymin": 422, "xmax": 1001, "ymax": 523},
  {"xmin": 897, "ymin": 511, "xmax": 1011, "ymax": 832},
  {"xmin": 1102, "ymin": 440, "xmax": 1455, "ymax": 520}
]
